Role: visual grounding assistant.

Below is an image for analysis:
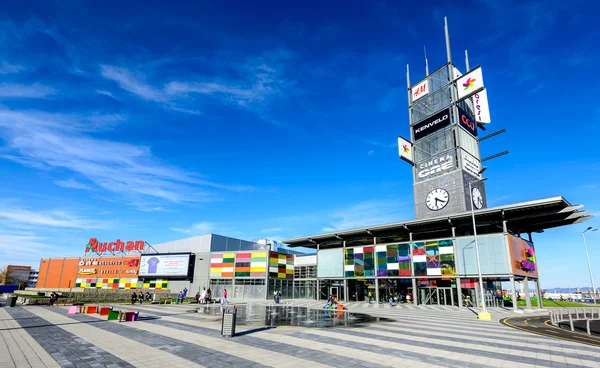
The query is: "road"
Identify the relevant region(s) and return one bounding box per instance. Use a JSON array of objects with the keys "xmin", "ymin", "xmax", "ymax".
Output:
[{"xmin": 501, "ymin": 315, "xmax": 600, "ymax": 347}]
